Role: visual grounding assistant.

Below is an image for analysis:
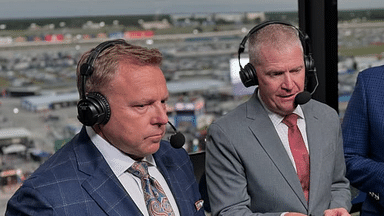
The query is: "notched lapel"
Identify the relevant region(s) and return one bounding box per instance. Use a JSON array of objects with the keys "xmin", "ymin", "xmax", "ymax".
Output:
[
  {"xmin": 246, "ymin": 96, "xmax": 308, "ymax": 207},
  {"xmin": 154, "ymin": 143, "xmax": 200, "ymax": 215},
  {"xmin": 82, "ymin": 164, "xmax": 142, "ymax": 216},
  {"xmin": 153, "ymin": 143, "xmax": 178, "ymax": 180},
  {"xmin": 154, "ymin": 146, "xmax": 187, "ymax": 212},
  {"xmin": 303, "ymin": 109, "xmax": 323, "ymax": 207},
  {"xmin": 75, "ymin": 128, "xmax": 142, "ymax": 216}
]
